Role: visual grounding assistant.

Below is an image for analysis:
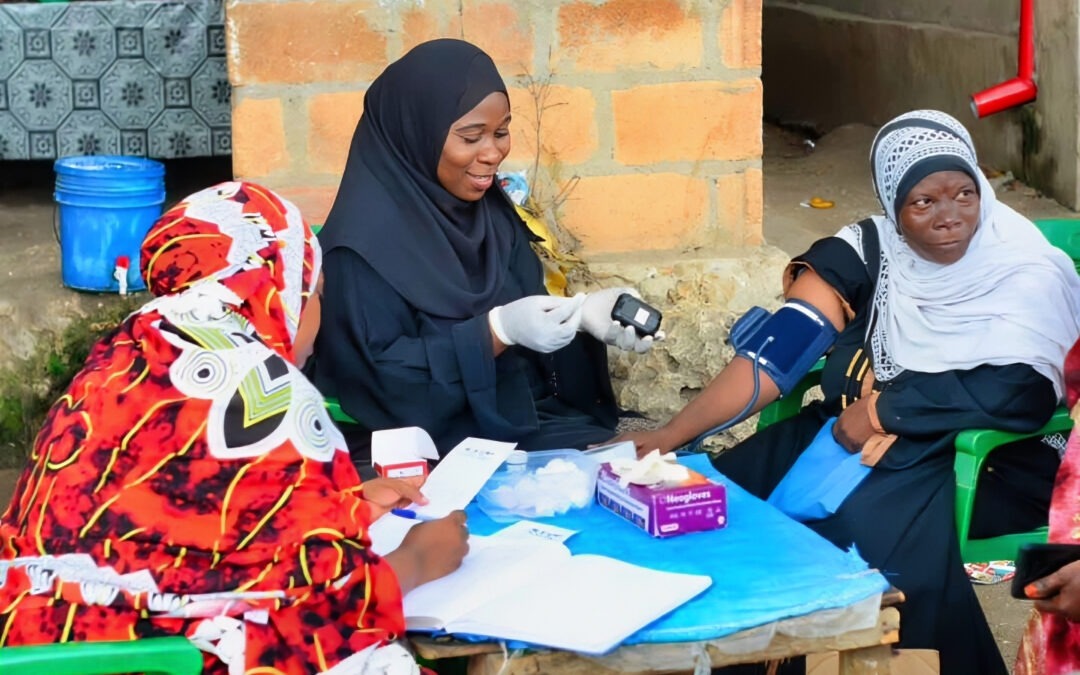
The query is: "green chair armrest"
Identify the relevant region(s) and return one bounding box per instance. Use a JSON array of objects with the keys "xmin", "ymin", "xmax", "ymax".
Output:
[
  {"xmin": 954, "ymin": 406, "xmax": 1072, "ymax": 562},
  {"xmin": 326, "ymin": 397, "xmax": 358, "ymax": 425},
  {"xmin": 0, "ymin": 637, "xmax": 202, "ymax": 675},
  {"xmin": 756, "ymin": 358, "xmax": 826, "ymax": 431}
]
